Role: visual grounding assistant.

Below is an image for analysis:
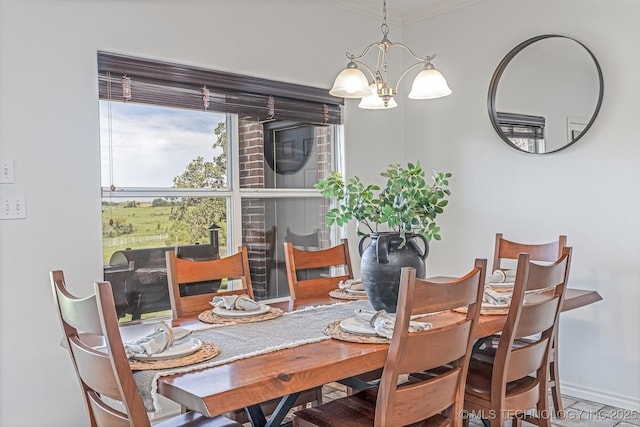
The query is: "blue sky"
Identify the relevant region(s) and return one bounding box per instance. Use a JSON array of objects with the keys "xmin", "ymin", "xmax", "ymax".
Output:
[{"xmin": 100, "ymin": 101, "xmax": 226, "ymax": 188}]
